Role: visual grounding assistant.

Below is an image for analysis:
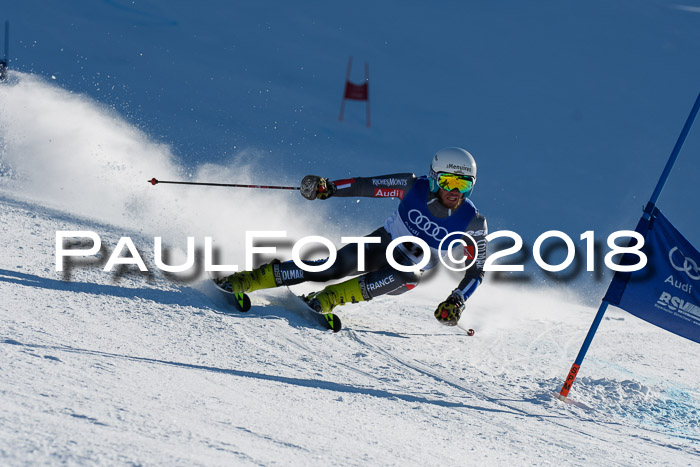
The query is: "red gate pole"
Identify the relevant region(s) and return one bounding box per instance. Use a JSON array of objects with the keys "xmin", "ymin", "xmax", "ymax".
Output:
[
  {"xmin": 365, "ymin": 62, "xmax": 371, "ymax": 128},
  {"xmin": 339, "ymin": 56, "xmax": 353, "ymax": 122}
]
